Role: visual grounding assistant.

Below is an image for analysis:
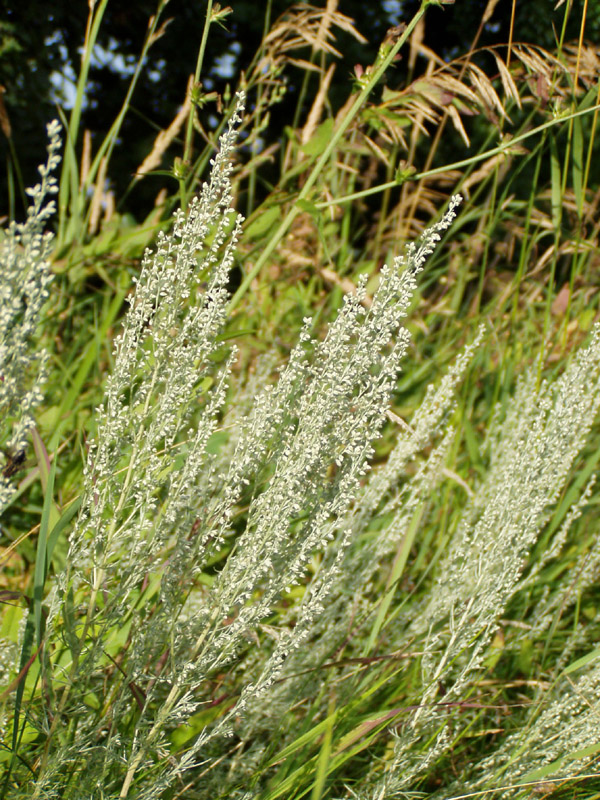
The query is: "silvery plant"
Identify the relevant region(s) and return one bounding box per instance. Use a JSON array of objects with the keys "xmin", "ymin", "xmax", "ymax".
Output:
[
  {"xmin": 2, "ymin": 93, "xmax": 600, "ymax": 799},
  {"xmin": 0, "ymin": 120, "xmax": 60, "ymax": 514}
]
